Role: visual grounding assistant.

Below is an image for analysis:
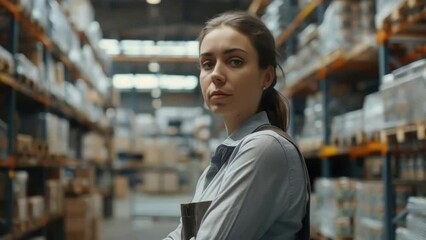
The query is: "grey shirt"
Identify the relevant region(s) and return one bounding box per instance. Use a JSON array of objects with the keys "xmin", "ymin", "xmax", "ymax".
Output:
[{"xmin": 164, "ymin": 111, "xmax": 308, "ymax": 240}]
